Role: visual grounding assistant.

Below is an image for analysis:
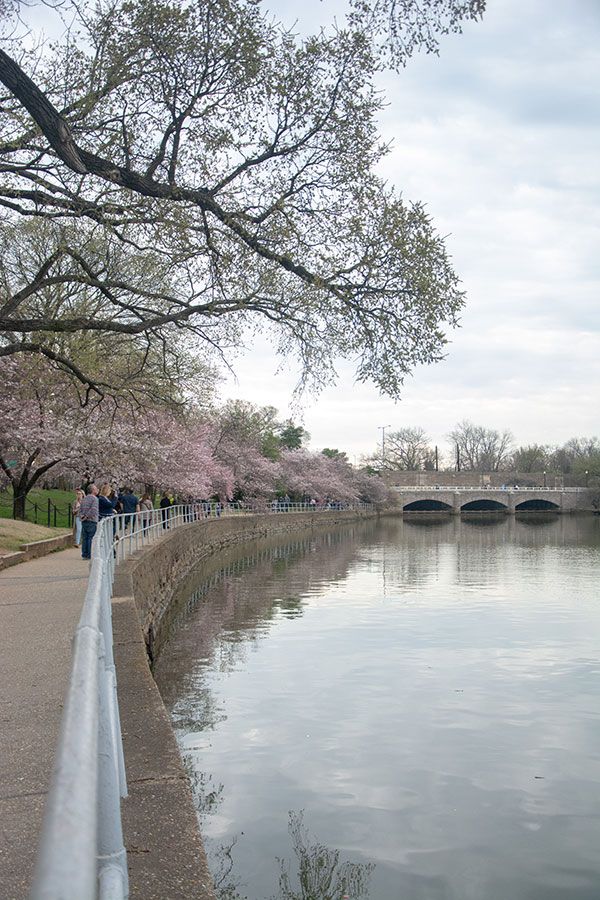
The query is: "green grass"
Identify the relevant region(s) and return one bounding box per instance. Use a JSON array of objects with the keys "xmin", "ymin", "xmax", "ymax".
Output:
[{"xmin": 0, "ymin": 488, "xmax": 76, "ymax": 529}]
